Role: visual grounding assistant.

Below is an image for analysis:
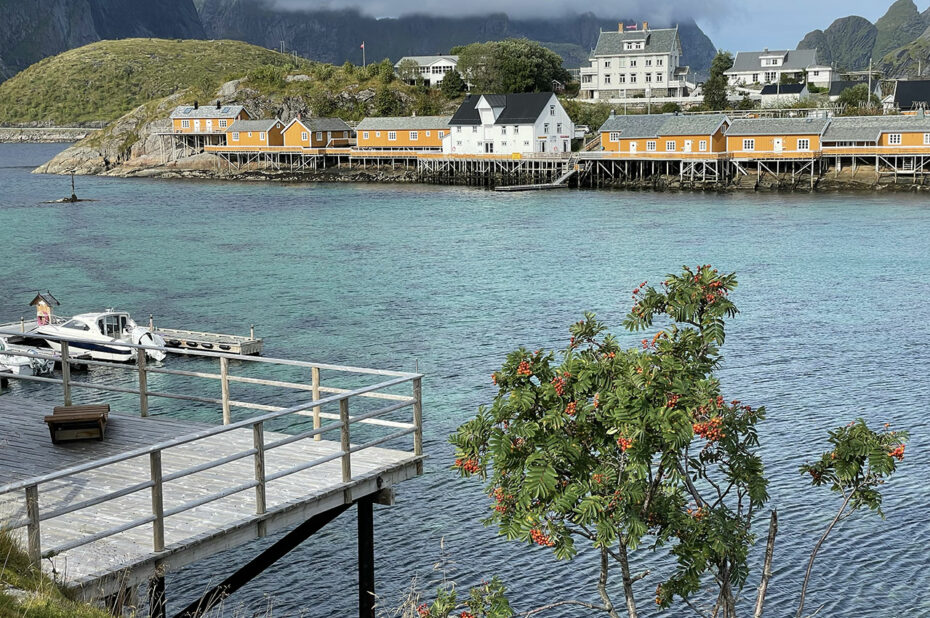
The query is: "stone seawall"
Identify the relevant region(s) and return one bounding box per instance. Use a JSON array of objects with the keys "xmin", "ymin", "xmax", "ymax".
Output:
[{"xmin": 0, "ymin": 127, "xmax": 98, "ymax": 143}]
